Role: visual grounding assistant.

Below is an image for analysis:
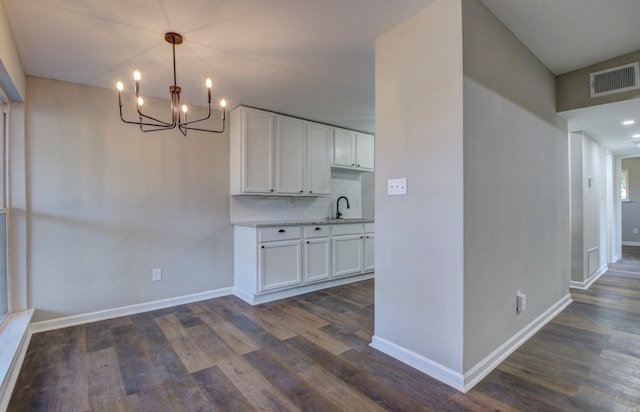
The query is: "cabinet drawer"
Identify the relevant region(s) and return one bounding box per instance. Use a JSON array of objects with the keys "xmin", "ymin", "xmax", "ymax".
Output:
[
  {"xmin": 304, "ymin": 225, "xmax": 331, "ymax": 238},
  {"xmin": 332, "ymin": 223, "xmax": 363, "ymax": 236},
  {"xmin": 258, "ymin": 226, "xmax": 301, "ymax": 242},
  {"xmin": 364, "ymin": 223, "xmax": 375, "ymax": 233}
]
